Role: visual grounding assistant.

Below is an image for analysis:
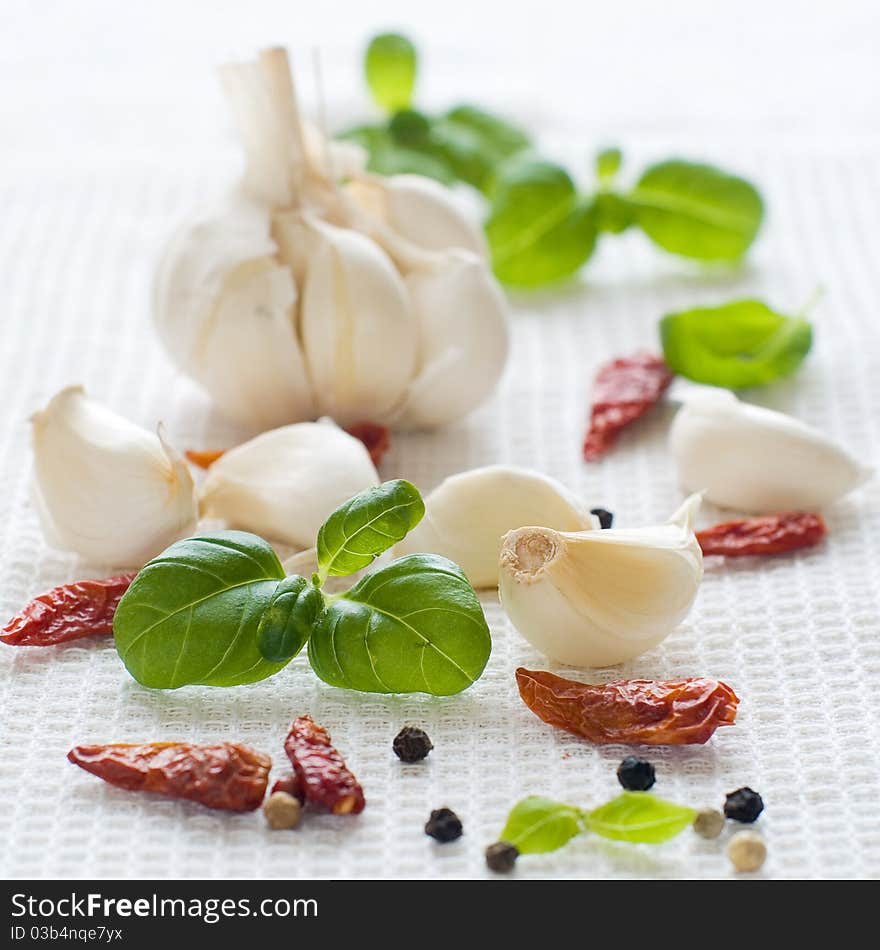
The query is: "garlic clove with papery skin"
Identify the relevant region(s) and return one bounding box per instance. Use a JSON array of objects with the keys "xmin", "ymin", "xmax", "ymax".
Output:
[
  {"xmin": 31, "ymin": 386, "xmax": 198, "ymax": 567},
  {"xmin": 499, "ymin": 495, "xmax": 703, "ymax": 667},
  {"xmin": 199, "ymin": 419, "xmax": 379, "ymax": 549},
  {"xmin": 669, "ymin": 390, "xmax": 872, "ymax": 513},
  {"xmin": 299, "ymin": 218, "xmax": 418, "ymax": 426},
  {"xmin": 395, "ymin": 250, "xmax": 509, "ymax": 429},
  {"xmin": 153, "ymin": 192, "xmax": 315, "ymax": 431},
  {"xmin": 345, "ymin": 174, "xmax": 488, "ymax": 259},
  {"xmin": 394, "ymin": 466, "xmax": 597, "ymax": 588}
]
